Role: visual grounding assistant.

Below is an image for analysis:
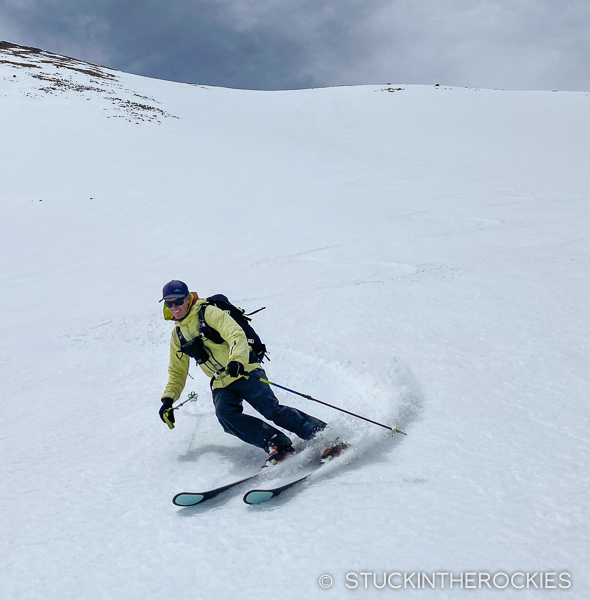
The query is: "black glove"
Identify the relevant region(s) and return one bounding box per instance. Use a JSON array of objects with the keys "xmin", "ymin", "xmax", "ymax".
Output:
[
  {"xmin": 226, "ymin": 361, "xmax": 245, "ymax": 378},
  {"xmin": 159, "ymin": 397, "xmax": 175, "ymax": 429}
]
